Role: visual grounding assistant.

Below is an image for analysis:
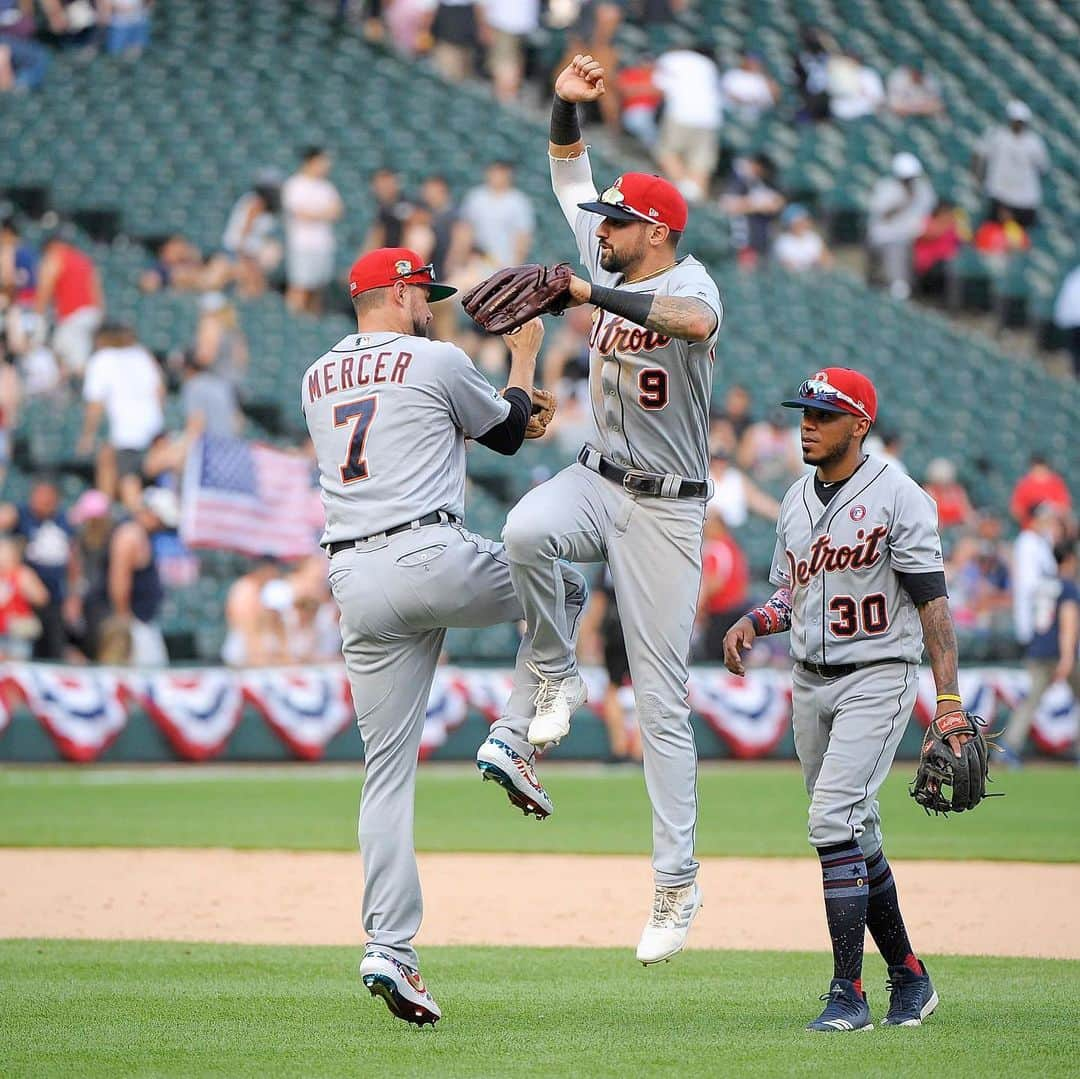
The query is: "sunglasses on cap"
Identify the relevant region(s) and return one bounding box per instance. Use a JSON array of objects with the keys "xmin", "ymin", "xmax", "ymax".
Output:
[
  {"xmin": 796, "ymin": 378, "xmax": 873, "ymax": 420},
  {"xmin": 598, "ymin": 185, "xmax": 657, "ymax": 224},
  {"xmin": 394, "ymin": 261, "xmax": 436, "ymax": 281}
]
